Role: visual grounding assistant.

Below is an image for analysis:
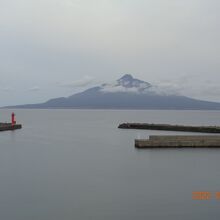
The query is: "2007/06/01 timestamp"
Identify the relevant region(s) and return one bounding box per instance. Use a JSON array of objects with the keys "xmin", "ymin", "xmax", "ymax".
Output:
[{"xmin": 192, "ymin": 192, "xmax": 220, "ymax": 200}]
